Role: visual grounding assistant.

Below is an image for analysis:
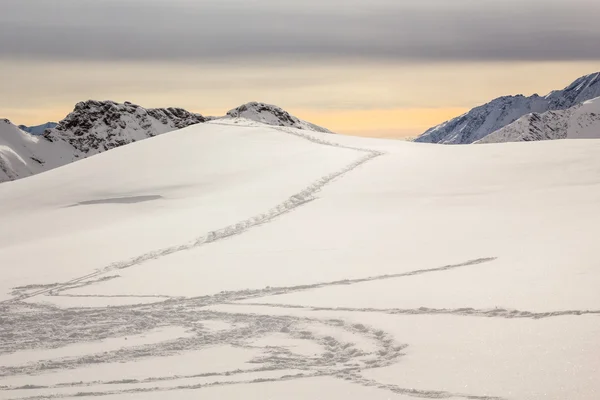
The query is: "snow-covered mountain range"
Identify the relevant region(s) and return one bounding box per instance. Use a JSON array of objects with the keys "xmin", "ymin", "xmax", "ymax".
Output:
[
  {"xmin": 476, "ymin": 97, "xmax": 600, "ymax": 144},
  {"xmin": 18, "ymin": 122, "xmax": 58, "ymax": 135},
  {"xmin": 0, "ymin": 101, "xmax": 331, "ymax": 183},
  {"xmin": 416, "ymin": 72, "xmax": 600, "ymax": 144},
  {"xmin": 0, "ymin": 119, "xmax": 75, "ymax": 182}
]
